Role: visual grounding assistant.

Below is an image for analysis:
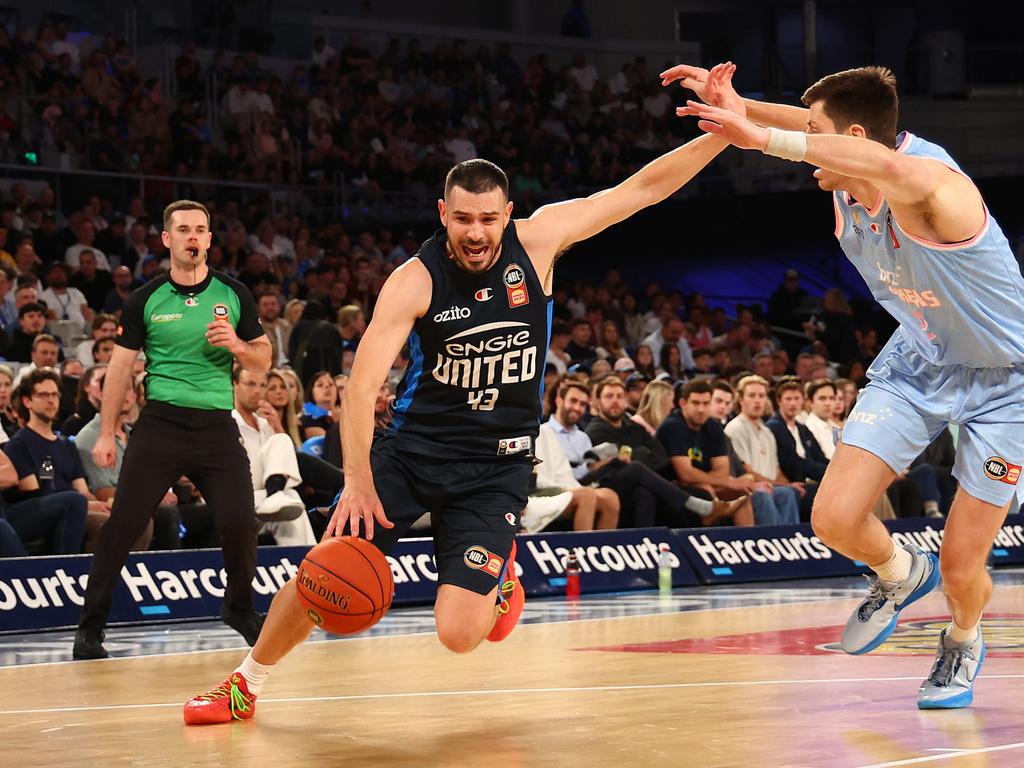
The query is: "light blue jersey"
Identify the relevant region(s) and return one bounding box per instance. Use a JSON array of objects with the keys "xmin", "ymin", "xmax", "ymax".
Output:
[
  {"xmin": 836, "ymin": 132, "xmax": 1024, "ymax": 506},
  {"xmin": 834, "ymin": 132, "xmax": 1024, "ymax": 368}
]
